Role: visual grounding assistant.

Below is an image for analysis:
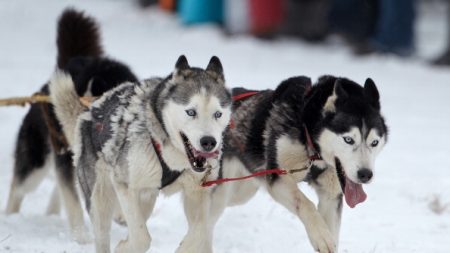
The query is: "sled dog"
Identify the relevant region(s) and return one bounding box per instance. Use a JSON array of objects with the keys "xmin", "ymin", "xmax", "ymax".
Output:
[
  {"xmin": 207, "ymin": 76, "xmax": 388, "ymax": 253},
  {"xmin": 50, "ymin": 55, "xmax": 232, "ymax": 253},
  {"xmin": 5, "ymin": 8, "xmax": 137, "ymax": 243}
]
